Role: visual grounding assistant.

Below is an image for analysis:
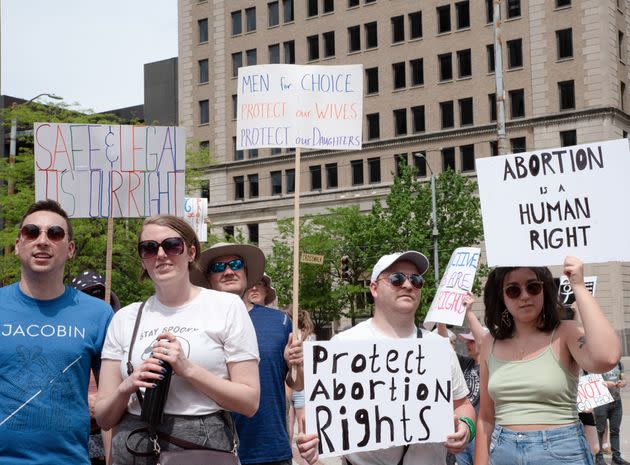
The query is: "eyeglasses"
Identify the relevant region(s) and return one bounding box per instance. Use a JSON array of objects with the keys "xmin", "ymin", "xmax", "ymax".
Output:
[
  {"xmin": 379, "ymin": 272, "xmax": 424, "ymax": 290},
  {"xmin": 137, "ymin": 237, "xmax": 185, "ymax": 259},
  {"xmin": 504, "ymin": 281, "xmax": 544, "ymax": 299},
  {"xmin": 209, "ymin": 259, "xmax": 245, "ymax": 273},
  {"xmin": 20, "ymin": 224, "xmax": 66, "ymax": 242}
]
